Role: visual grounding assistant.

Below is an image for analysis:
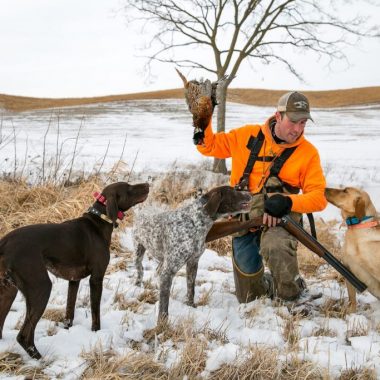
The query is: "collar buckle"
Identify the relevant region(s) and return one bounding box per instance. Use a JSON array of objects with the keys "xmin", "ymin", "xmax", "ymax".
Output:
[{"xmin": 93, "ymin": 191, "xmax": 125, "ymax": 221}]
